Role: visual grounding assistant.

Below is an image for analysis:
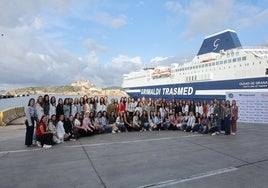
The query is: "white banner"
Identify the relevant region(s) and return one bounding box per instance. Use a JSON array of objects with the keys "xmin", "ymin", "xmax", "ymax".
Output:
[{"xmin": 226, "ymin": 92, "xmax": 268, "ymax": 124}]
